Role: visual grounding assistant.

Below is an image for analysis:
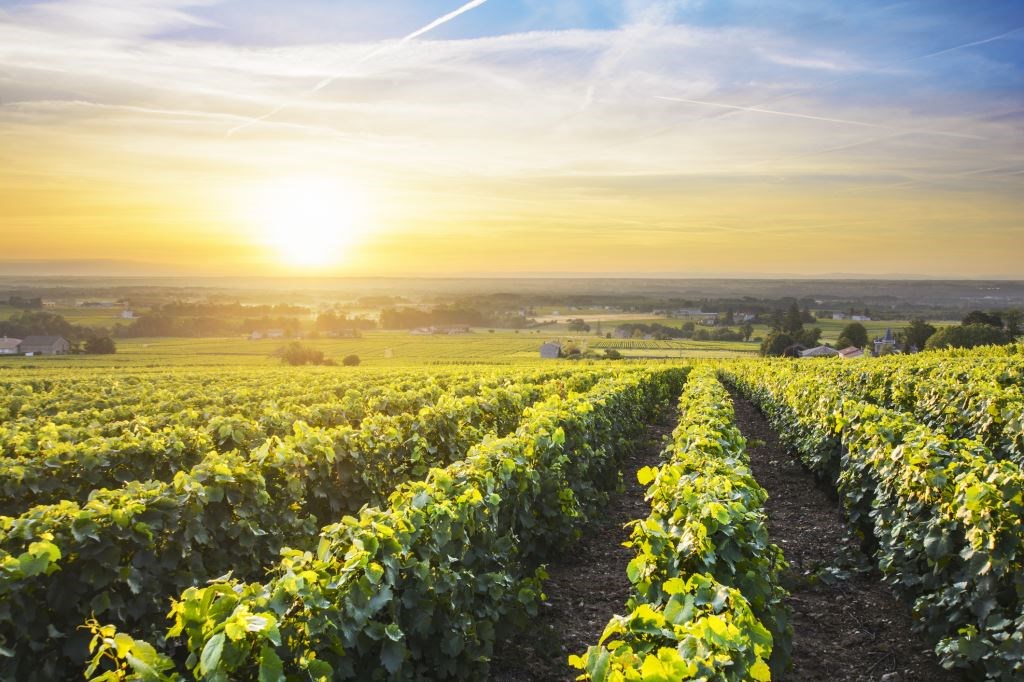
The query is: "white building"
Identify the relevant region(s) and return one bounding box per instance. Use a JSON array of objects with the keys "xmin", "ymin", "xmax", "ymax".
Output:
[{"xmin": 539, "ymin": 341, "xmax": 561, "ymax": 359}]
